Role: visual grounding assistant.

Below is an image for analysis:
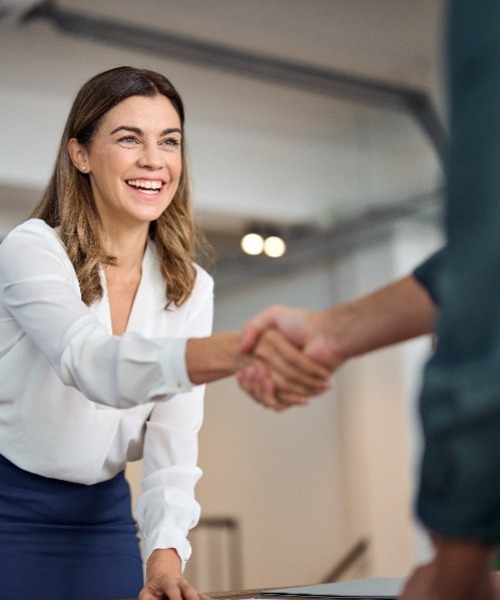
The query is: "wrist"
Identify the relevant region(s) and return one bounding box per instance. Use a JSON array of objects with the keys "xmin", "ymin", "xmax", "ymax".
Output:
[
  {"xmin": 320, "ymin": 305, "xmax": 357, "ymax": 360},
  {"xmin": 146, "ymin": 548, "xmax": 182, "ymax": 582},
  {"xmin": 186, "ymin": 332, "xmax": 244, "ymax": 384}
]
